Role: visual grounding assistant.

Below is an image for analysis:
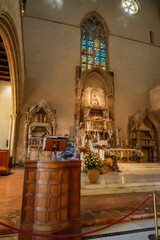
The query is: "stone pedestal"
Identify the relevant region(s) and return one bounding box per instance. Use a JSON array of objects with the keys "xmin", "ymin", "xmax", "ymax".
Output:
[{"xmin": 19, "ymin": 159, "xmax": 81, "ymax": 240}]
